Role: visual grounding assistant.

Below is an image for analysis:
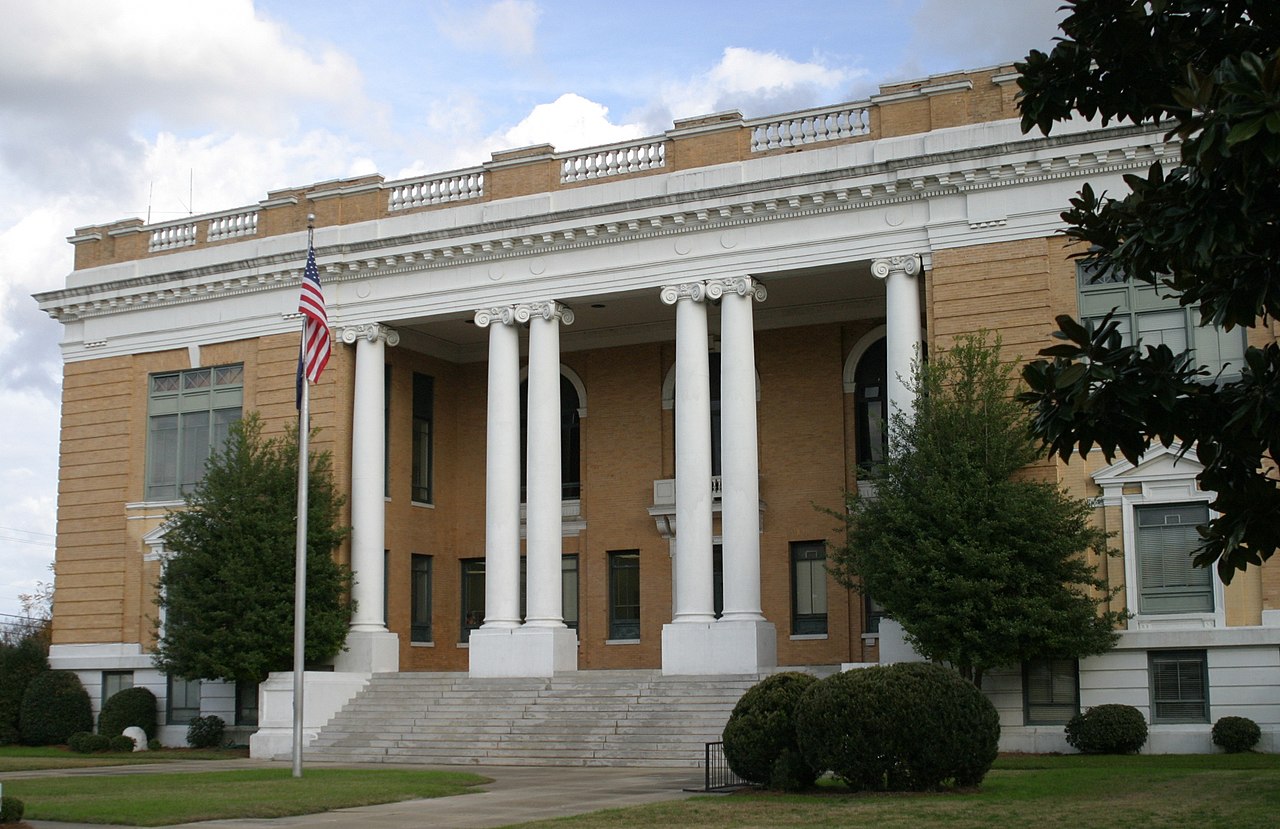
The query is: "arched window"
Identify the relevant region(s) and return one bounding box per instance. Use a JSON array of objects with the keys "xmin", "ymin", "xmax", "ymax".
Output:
[
  {"xmin": 854, "ymin": 337, "xmax": 887, "ymax": 469},
  {"xmin": 521, "ymin": 374, "xmax": 582, "ymax": 500}
]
